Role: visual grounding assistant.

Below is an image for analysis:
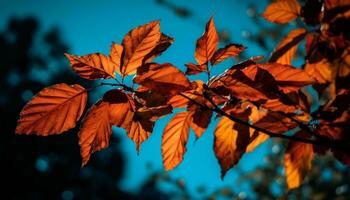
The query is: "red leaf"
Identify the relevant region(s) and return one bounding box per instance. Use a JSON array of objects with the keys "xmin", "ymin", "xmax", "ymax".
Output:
[
  {"xmin": 16, "ymin": 84, "xmax": 87, "ymax": 135},
  {"xmin": 143, "ymin": 33, "xmax": 174, "ymax": 63},
  {"xmin": 110, "ymin": 42, "xmax": 124, "ymax": 75}
]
